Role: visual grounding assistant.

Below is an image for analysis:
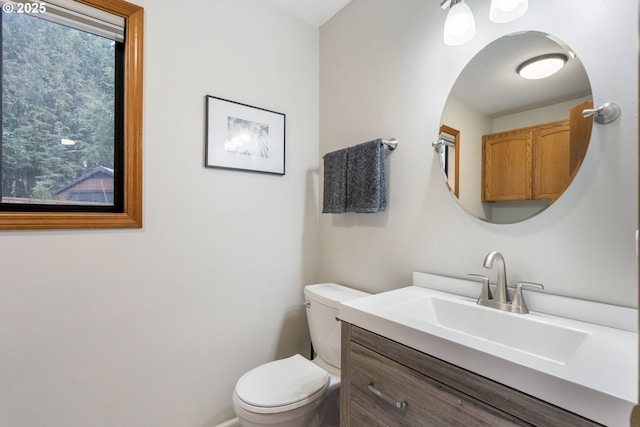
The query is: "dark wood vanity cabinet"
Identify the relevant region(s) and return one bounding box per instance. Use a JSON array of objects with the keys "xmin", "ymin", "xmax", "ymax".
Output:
[{"xmin": 341, "ymin": 323, "xmax": 603, "ymax": 427}]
